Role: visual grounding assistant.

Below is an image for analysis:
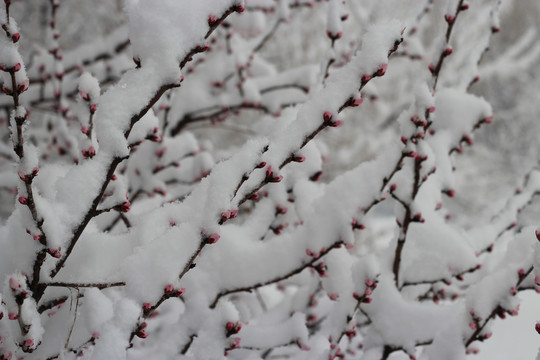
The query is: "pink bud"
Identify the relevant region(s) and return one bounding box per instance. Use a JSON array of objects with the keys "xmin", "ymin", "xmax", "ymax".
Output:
[
  {"xmin": 365, "ymin": 278, "xmax": 374, "ymax": 287},
  {"xmin": 535, "ymin": 275, "xmax": 540, "ymax": 286},
  {"xmin": 208, "ymin": 15, "xmax": 218, "ymax": 26},
  {"xmin": 175, "ymin": 287, "xmax": 186, "ymax": 297},
  {"xmin": 226, "ymin": 321, "xmax": 235, "ymax": 332},
  {"xmin": 518, "ymin": 268, "xmax": 525, "ymax": 277},
  {"xmin": 390, "ymin": 183, "xmax": 397, "ymax": 192},
  {"xmin": 446, "ymin": 189, "xmax": 455, "ymax": 198},
  {"xmin": 362, "ymin": 297, "xmax": 372, "ymax": 304},
  {"xmin": 18, "ymin": 79, "xmax": 29, "ymax": 93},
  {"xmin": 18, "ymin": 196, "xmax": 28, "ymax": 205},
  {"xmin": 536, "ymin": 323, "xmax": 540, "ymax": 334},
  {"xmin": 444, "ymin": 14, "xmax": 455, "ymax": 24},
  {"xmin": 276, "ymin": 205, "xmax": 288, "ymax": 215},
  {"xmin": 265, "ymin": 165, "xmax": 273, "ymax": 178},
  {"xmin": 81, "ymin": 126, "xmax": 89, "ymax": 134},
  {"xmin": 326, "ymin": 31, "xmax": 342, "ymax": 40},
  {"xmin": 142, "ymin": 303, "xmax": 152, "ymax": 312},
  {"xmin": 328, "ymin": 119, "xmax": 342, "ymax": 127},
  {"xmin": 90, "ymin": 103, "xmax": 98, "ymax": 113},
  {"xmin": 92, "ymin": 331, "xmax": 100, "ymax": 339},
  {"xmin": 483, "ymin": 115, "xmax": 493, "ymax": 124},
  {"xmin": 323, "ymin": 111, "xmax": 333, "ymax": 122},
  {"xmin": 8, "ymin": 313, "xmax": 18, "ymax": 320},
  {"xmin": 13, "ymin": 63, "xmax": 21, "ymax": 72},
  {"xmin": 510, "ymin": 287, "xmax": 516, "ymax": 296},
  {"xmin": 33, "ymin": 234, "xmax": 41, "ymax": 241},
  {"xmin": 352, "ymin": 98, "xmax": 363, "ymax": 107},
  {"xmin": 376, "ymin": 63, "xmax": 388, "ymax": 76},
  {"xmin": 120, "ymin": 201, "xmax": 130, "ymax": 213},
  {"xmin": 443, "ymin": 48, "xmax": 453, "ymax": 56},
  {"xmin": 230, "ymin": 209, "xmax": 239, "ymax": 218},
  {"xmin": 293, "ymin": 155, "xmax": 305, "ymax": 162},
  {"xmin": 484, "ymin": 332, "xmax": 492, "ymax": 339},
  {"xmin": 23, "ymin": 339, "xmax": 34, "ymax": 348},
  {"xmin": 164, "ymin": 284, "xmax": 174, "ymax": 294},
  {"xmin": 221, "ymin": 210, "xmax": 231, "ymax": 221},
  {"xmin": 361, "ymin": 74, "xmax": 371, "ymax": 83},
  {"xmin": 205, "ymin": 233, "xmax": 220, "ymax": 244},
  {"xmin": 235, "ymin": 5, "xmax": 245, "ymax": 13},
  {"xmin": 12, "ymin": 33, "xmax": 20, "ymax": 43},
  {"xmin": 469, "ymin": 322, "xmax": 477, "ymax": 329},
  {"xmin": 9, "ymin": 277, "xmax": 21, "ymax": 291},
  {"xmin": 365, "ymin": 288, "xmax": 372, "ymax": 296},
  {"xmin": 329, "ymin": 293, "xmax": 338, "ymax": 300}
]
